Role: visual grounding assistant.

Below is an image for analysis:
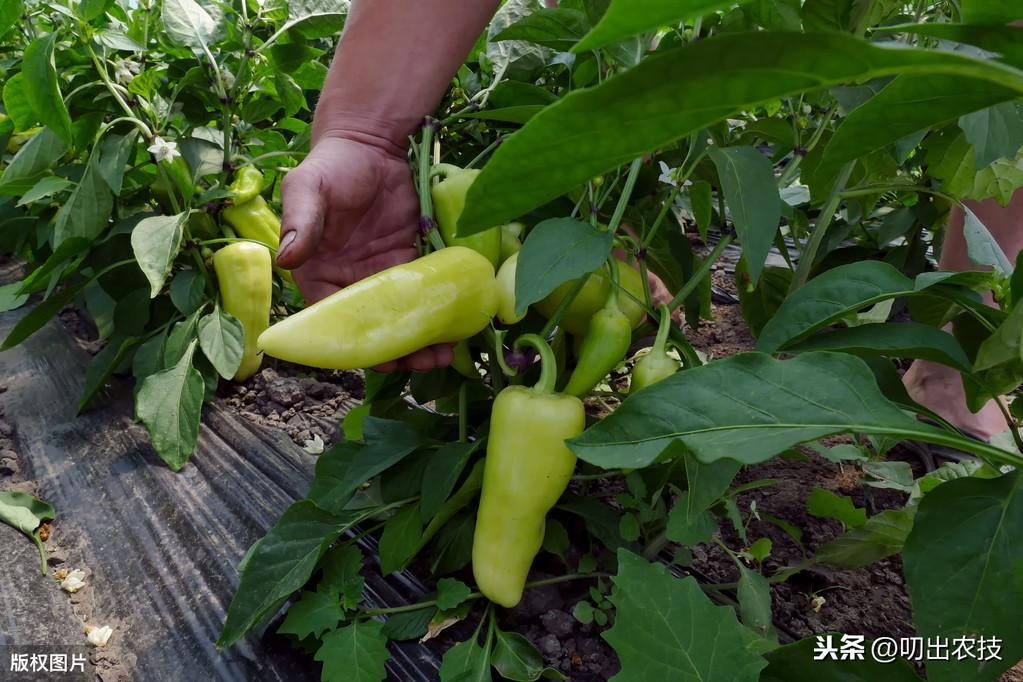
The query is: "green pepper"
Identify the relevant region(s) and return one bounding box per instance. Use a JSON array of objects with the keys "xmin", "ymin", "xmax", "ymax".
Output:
[
  {"xmin": 229, "ymin": 166, "xmax": 265, "ymax": 204},
  {"xmin": 213, "ymin": 242, "xmax": 273, "ymax": 381},
  {"xmin": 500, "ymin": 222, "xmax": 524, "ymax": 264},
  {"xmin": 152, "ymin": 156, "xmax": 195, "ymax": 214},
  {"xmin": 495, "ymin": 251, "xmax": 525, "ymax": 325},
  {"xmin": 631, "ymin": 305, "xmax": 679, "ymax": 392},
  {"xmin": 452, "ymin": 340, "xmax": 478, "ymax": 378},
  {"xmin": 258, "ymin": 246, "xmax": 499, "ymax": 369},
  {"xmin": 563, "ymin": 260, "xmax": 634, "ymax": 397},
  {"xmin": 222, "ymin": 195, "xmax": 281, "ymax": 249},
  {"xmin": 431, "ymin": 164, "xmax": 502, "ymax": 268},
  {"xmin": 536, "ymin": 259, "xmax": 646, "ymax": 335},
  {"xmin": 473, "ymin": 334, "xmax": 584, "ymax": 607}
]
